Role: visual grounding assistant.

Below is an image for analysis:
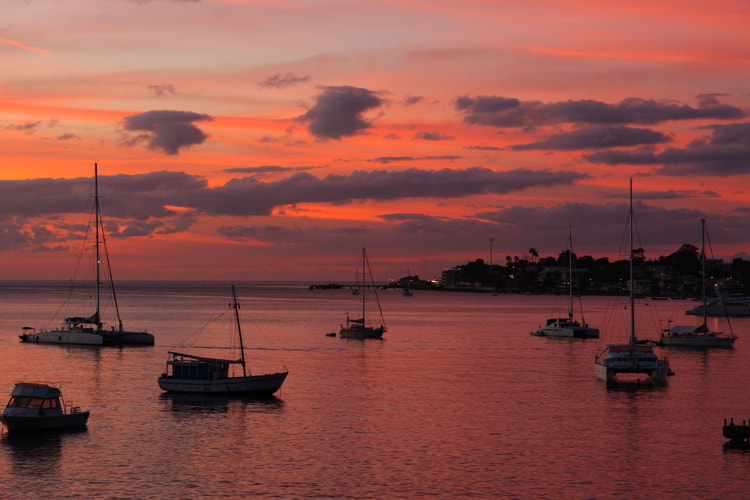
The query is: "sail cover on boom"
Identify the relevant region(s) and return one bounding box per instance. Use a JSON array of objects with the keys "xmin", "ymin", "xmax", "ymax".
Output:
[{"xmin": 65, "ymin": 312, "xmax": 100, "ymax": 325}]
